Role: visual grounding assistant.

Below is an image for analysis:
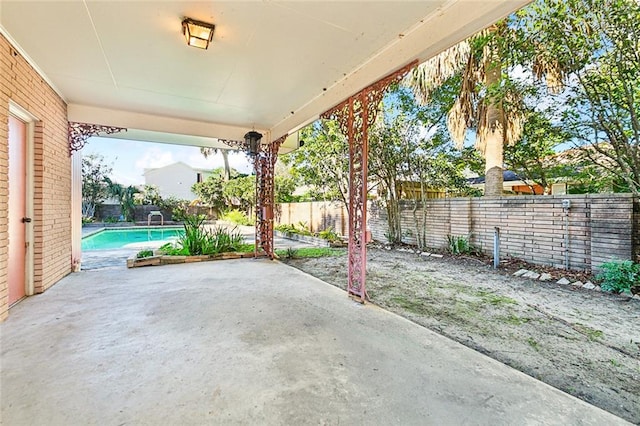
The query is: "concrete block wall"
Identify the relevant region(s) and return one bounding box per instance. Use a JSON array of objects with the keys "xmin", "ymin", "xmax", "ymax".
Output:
[
  {"xmin": 1, "ymin": 34, "xmax": 71, "ymax": 320},
  {"xmin": 369, "ymin": 194, "xmax": 638, "ymax": 272}
]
